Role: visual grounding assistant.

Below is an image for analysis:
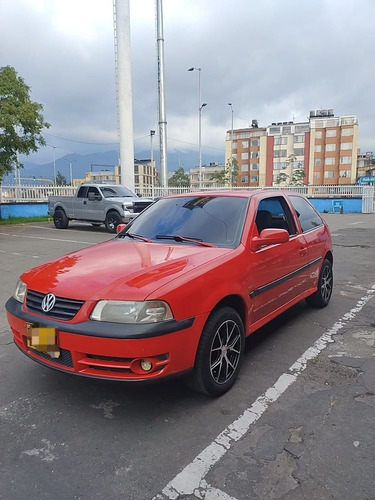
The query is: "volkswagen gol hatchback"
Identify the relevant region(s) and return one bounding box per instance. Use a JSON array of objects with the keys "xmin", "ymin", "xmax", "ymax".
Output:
[{"xmin": 6, "ymin": 191, "xmax": 333, "ymax": 396}]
